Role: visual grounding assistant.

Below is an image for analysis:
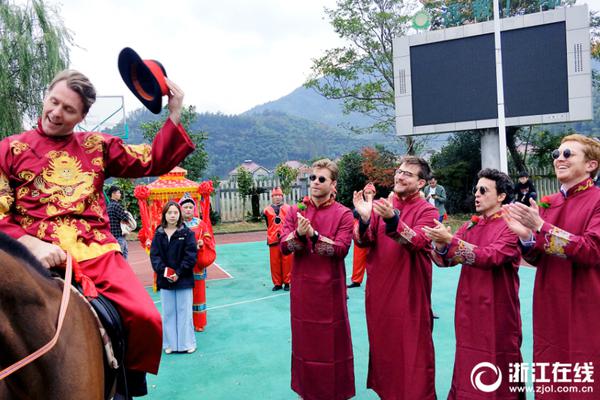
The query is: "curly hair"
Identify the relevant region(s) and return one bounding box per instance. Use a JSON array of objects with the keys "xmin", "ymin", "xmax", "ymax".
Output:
[{"xmin": 477, "ymin": 168, "xmax": 514, "ymax": 204}]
